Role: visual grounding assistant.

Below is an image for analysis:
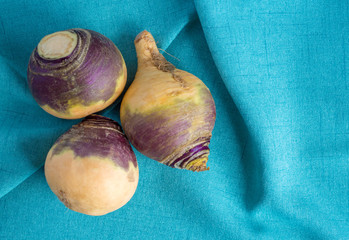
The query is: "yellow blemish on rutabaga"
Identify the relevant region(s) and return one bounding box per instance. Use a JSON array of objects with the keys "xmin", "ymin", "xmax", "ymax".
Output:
[
  {"xmin": 121, "ymin": 72, "xmax": 207, "ymax": 116},
  {"xmin": 41, "ymin": 98, "xmax": 107, "ymax": 119}
]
